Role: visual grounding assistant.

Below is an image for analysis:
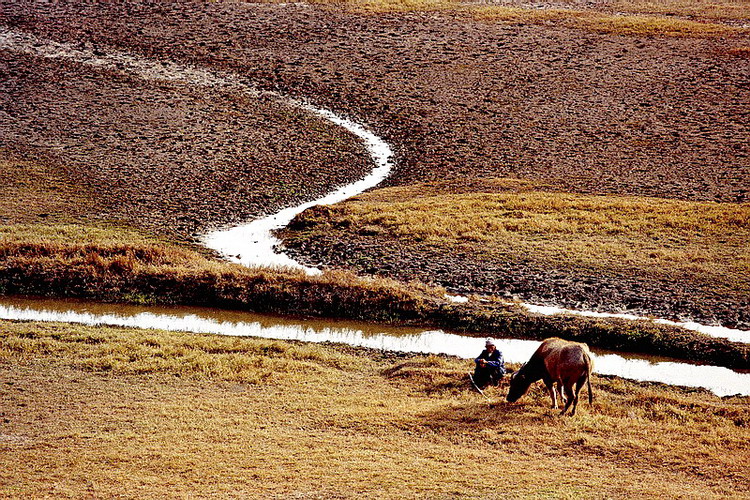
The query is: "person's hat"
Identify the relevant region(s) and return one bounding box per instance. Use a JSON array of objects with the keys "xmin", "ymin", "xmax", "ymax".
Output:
[{"xmin": 485, "ymin": 338, "xmax": 495, "ymax": 347}]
